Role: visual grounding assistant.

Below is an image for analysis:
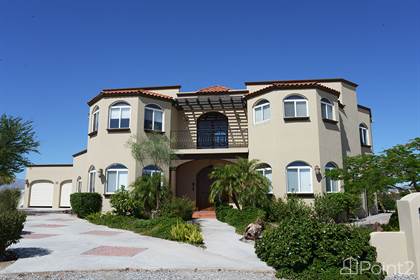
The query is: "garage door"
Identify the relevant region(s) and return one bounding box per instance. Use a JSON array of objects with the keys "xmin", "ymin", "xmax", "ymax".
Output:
[
  {"xmin": 30, "ymin": 182, "xmax": 54, "ymax": 207},
  {"xmin": 60, "ymin": 182, "xmax": 72, "ymax": 207}
]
